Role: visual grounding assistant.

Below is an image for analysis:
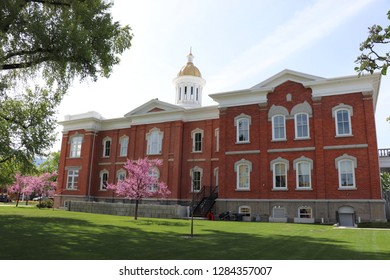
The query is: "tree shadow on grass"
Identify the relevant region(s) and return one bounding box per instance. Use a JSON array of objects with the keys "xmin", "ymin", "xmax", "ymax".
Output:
[{"xmin": 1, "ymin": 215, "xmax": 389, "ymax": 260}]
